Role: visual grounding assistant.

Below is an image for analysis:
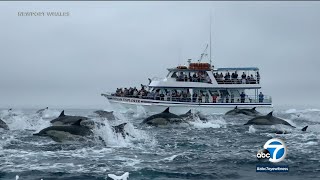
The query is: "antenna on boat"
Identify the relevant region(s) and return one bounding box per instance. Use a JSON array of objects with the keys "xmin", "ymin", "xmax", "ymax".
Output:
[
  {"xmin": 198, "ymin": 44, "xmax": 208, "ymax": 62},
  {"xmin": 209, "ymin": 10, "xmax": 212, "ymax": 68}
]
